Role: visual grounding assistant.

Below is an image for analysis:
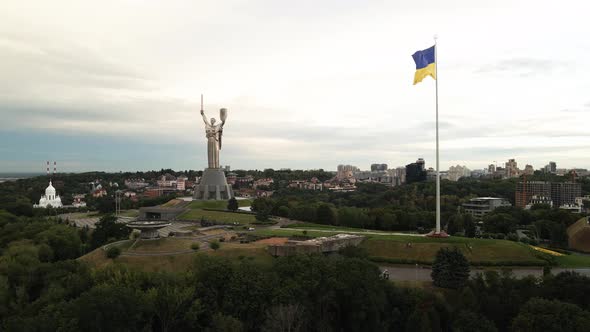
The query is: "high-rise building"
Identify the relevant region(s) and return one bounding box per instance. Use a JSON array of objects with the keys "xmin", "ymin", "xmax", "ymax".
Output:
[
  {"xmin": 515, "ymin": 181, "xmax": 581, "ymax": 208},
  {"xmin": 337, "ymin": 164, "xmax": 359, "ymax": 180},
  {"xmin": 370, "ymin": 163, "xmax": 388, "ymax": 172},
  {"xmin": 416, "ymin": 158, "xmax": 425, "ymax": 171},
  {"xmin": 505, "ymin": 159, "xmax": 519, "ymax": 178},
  {"xmin": 406, "ymin": 159, "xmax": 427, "ymax": 184},
  {"xmin": 488, "ymin": 164, "xmax": 496, "ymax": 174},
  {"xmin": 551, "ymin": 182, "xmax": 581, "ymax": 206},
  {"xmin": 524, "ymin": 164, "xmax": 534, "ymax": 175},
  {"xmin": 447, "ymin": 165, "xmax": 471, "ymax": 181},
  {"xmin": 544, "ymin": 161, "xmax": 557, "ymax": 174}
]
